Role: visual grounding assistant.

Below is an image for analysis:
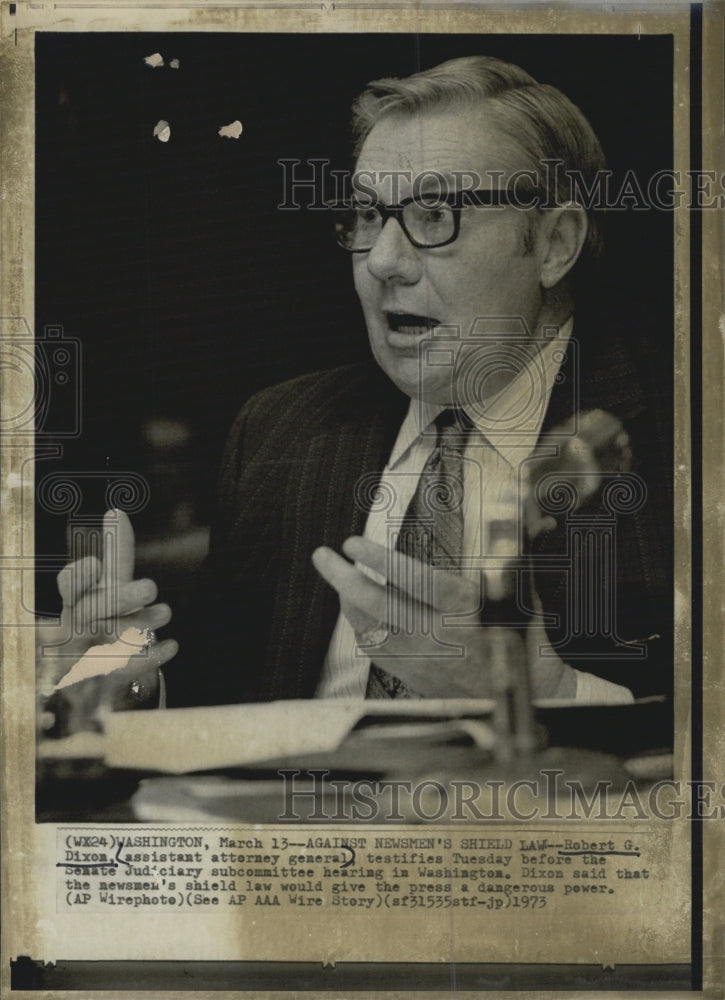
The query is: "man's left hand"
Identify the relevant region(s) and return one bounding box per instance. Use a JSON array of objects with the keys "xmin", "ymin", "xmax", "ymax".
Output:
[
  {"xmin": 312, "ymin": 536, "xmax": 576, "ymax": 700},
  {"xmin": 314, "ymin": 536, "xmax": 495, "ymax": 698}
]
